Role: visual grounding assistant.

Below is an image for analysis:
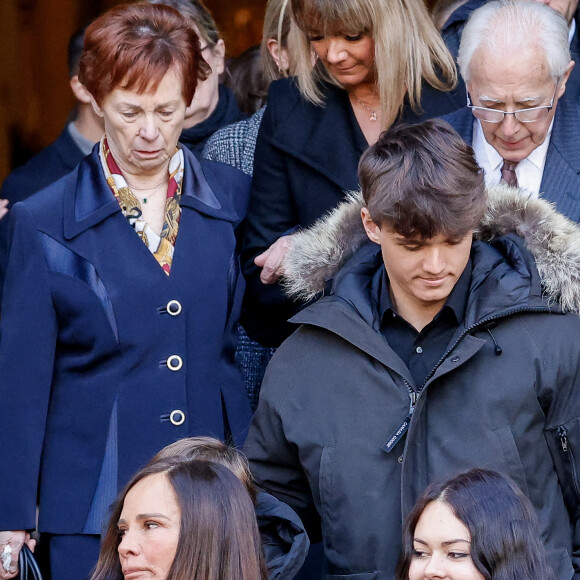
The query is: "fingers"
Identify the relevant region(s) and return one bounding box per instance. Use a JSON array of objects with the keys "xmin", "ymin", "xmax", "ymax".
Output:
[
  {"xmin": 0, "ymin": 545, "xmax": 19, "ymax": 580},
  {"xmin": 25, "ymin": 538, "xmax": 36, "ymax": 553},
  {"xmin": 0, "ymin": 199, "xmax": 8, "ymax": 221},
  {"xmin": 0, "ymin": 531, "xmax": 26, "ymax": 580},
  {"xmin": 255, "ymin": 236, "xmax": 294, "ymax": 285},
  {"xmin": 253, "ymin": 247, "xmax": 272, "ymax": 268}
]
